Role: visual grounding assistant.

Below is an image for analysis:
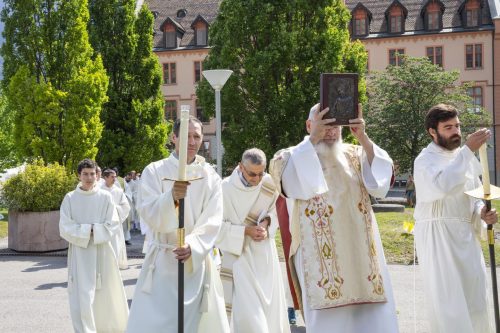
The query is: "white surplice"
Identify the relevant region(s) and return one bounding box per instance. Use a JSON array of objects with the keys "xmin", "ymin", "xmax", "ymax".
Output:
[
  {"xmin": 414, "ymin": 142, "xmax": 493, "ymax": 333},
  {"xmin": 216, "ymin": 168, "xmax": 290, "ymax": 333},
  {"xmin": 126, "ymin": 155, "xmax": 229, "ymax": 333},
  {"xmin": 276, "ymin": 136, "xmax": 399, "ymax": 333},
  {"xmin": 59, "ymin": 184, "xmax": 129, "ymax": 333},
  {"xmin": 101, "ymin": 183, "xmax": 130, "ymax": 269}
]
